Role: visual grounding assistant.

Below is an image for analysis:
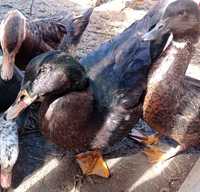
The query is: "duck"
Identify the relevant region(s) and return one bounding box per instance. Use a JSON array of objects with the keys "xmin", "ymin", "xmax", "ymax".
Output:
[
  {"xmin": 0, "ymin": 8, "xmax": 93, "ymax": 81},
  {"xmin": 0, "ymin": 53, "xmax": 20, "ymax": 189},
  {"xmin": 5, "ymin": 0, "xmax": 170, "ymax": 178},
  {"xmin": 0, "ymin": 104, "xmax": 36, "ymax": 190},
  {"xmin": 131, "ymin": 0, "xmax": 200, "ymax": 162},
  {"xmin": 0, "ymin": 114, "xmax": 19, "ymax": 189},
  {"xmin": 0, "ymin": 54, "xmax": 21, "ymax": 189}
]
